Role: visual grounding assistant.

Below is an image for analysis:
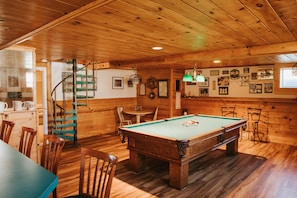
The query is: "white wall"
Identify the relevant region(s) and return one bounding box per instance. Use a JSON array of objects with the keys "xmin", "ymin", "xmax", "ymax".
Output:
[
  {"xmin": 51, "ymin": 62, "xmax": 136, "ymax": 100},
  {"xmin": 96, "ymin": 69, "xmax": 136, "ymax": 98}
]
